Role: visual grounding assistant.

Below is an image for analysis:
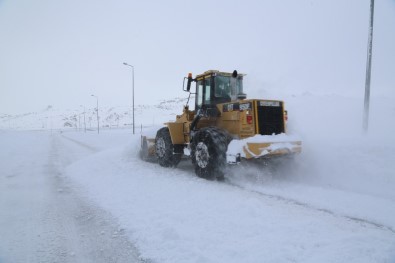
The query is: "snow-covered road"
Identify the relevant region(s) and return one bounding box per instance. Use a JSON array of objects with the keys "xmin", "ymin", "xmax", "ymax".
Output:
[
  {"xmin": 0, "ymin": 131, "xmax": 141, "ymax": 263},
  {"xmin": 66, "ymin": 129, "xmax": 395, "ymax": 262},
  {"xmin": 1, "ymin": 128, "xmax": 395, "ymax": 263}
]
